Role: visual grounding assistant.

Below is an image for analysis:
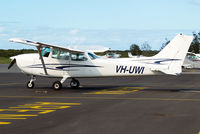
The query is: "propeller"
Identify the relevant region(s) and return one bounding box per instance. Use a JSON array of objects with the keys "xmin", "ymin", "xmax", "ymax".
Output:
[{"xmin": 8, "ymin": 59, "xmax": 16, "ymax": 69}]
